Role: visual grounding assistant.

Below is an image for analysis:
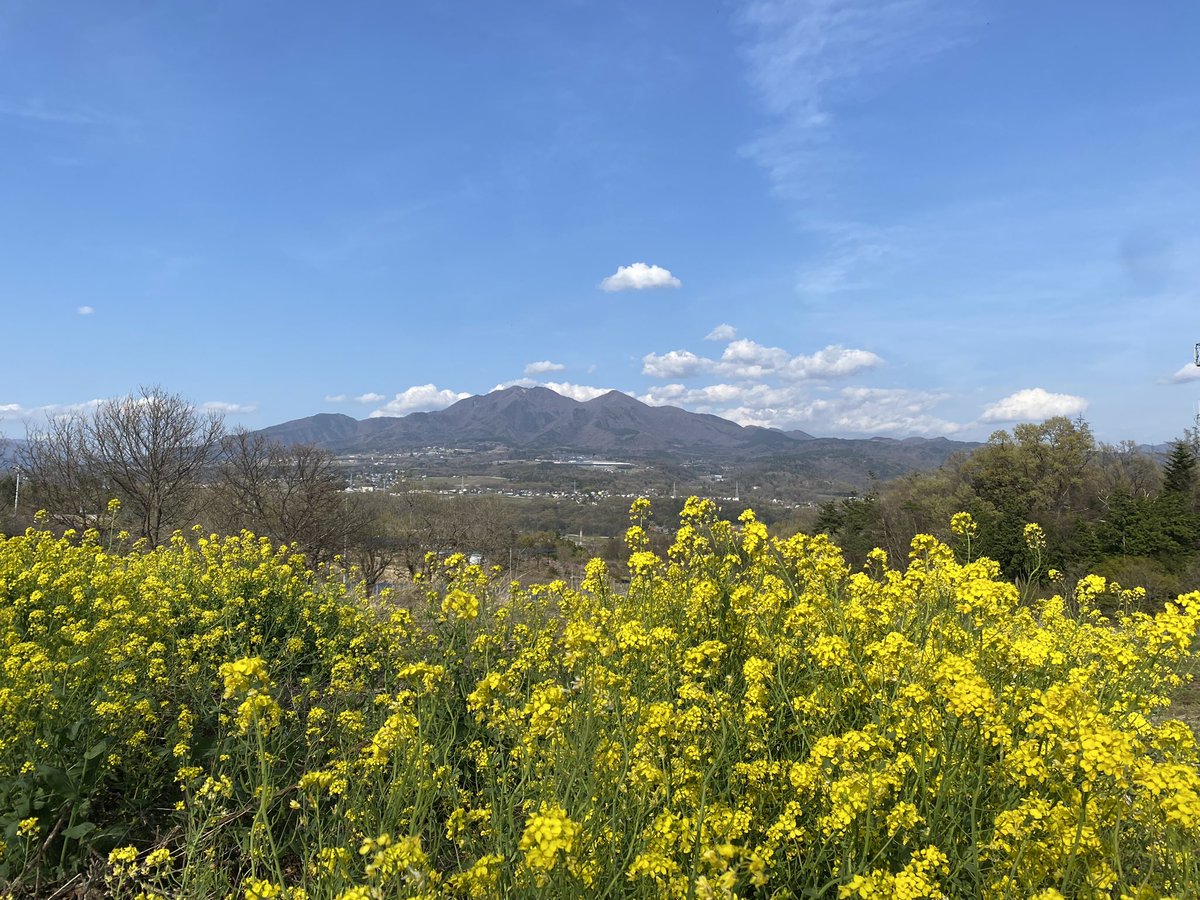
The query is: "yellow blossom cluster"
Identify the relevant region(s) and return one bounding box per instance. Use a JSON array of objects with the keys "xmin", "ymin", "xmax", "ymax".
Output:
[{"xmin": 3, "ymin": 502, "xmax": 1200, "ymax": 897}]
